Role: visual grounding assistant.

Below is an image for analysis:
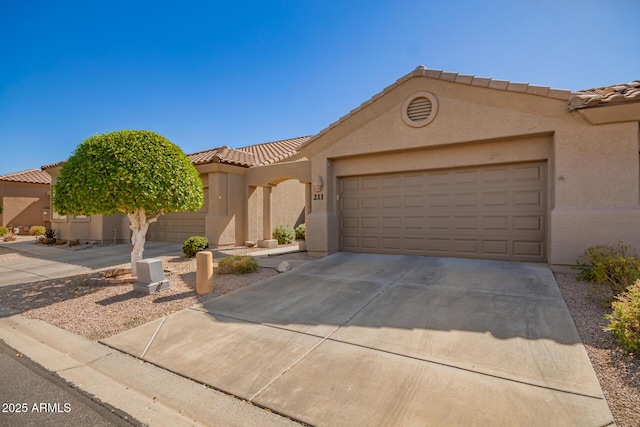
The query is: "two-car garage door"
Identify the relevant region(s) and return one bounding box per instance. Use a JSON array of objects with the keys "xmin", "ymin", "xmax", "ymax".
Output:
[{"xmin": 339, "ymin": 162, "xmax": 546, "ymax": 262}]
